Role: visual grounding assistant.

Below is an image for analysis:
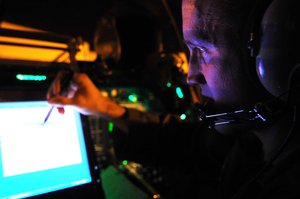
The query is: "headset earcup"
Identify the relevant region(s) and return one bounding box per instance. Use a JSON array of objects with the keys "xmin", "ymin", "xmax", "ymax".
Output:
[
  {"xmin": 242, "ymin": 0, "xmax": 274, "ymax": 92},
  {"xmin": 256, "ymin": 0, "xmax": 299, "ymax": 97}
]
